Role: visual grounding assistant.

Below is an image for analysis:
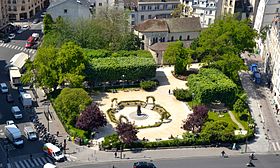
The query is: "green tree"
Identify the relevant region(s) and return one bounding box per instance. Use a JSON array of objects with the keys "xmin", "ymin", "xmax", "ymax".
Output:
[
  {"xmin": 171, "ymin": 4, "xmax": 185, "ymax": 18},
  {"xmin": 194, "ymin": 16, "xmax": 257, "ymax": 62},
  {"xmin": 43, "ymin": 14, "xmax": 54, "ymax": 34},
  {"xmin": 54, "ymin": 88, "xmax": 92, "ymax": 125},
  {"xmin": 209, "ymin": 53, "xmax": 246, "ymax": 83},
  {"xmin": 164, "ymin": 41, "xmax": 183, "ymax": 64},
  {"xmin": 56, "ymin": 42, "xmax": 86, "ymax": 87},
  {"xmin": 233, "ymin": 98, "xmax": 248, "ymax": 113}
]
